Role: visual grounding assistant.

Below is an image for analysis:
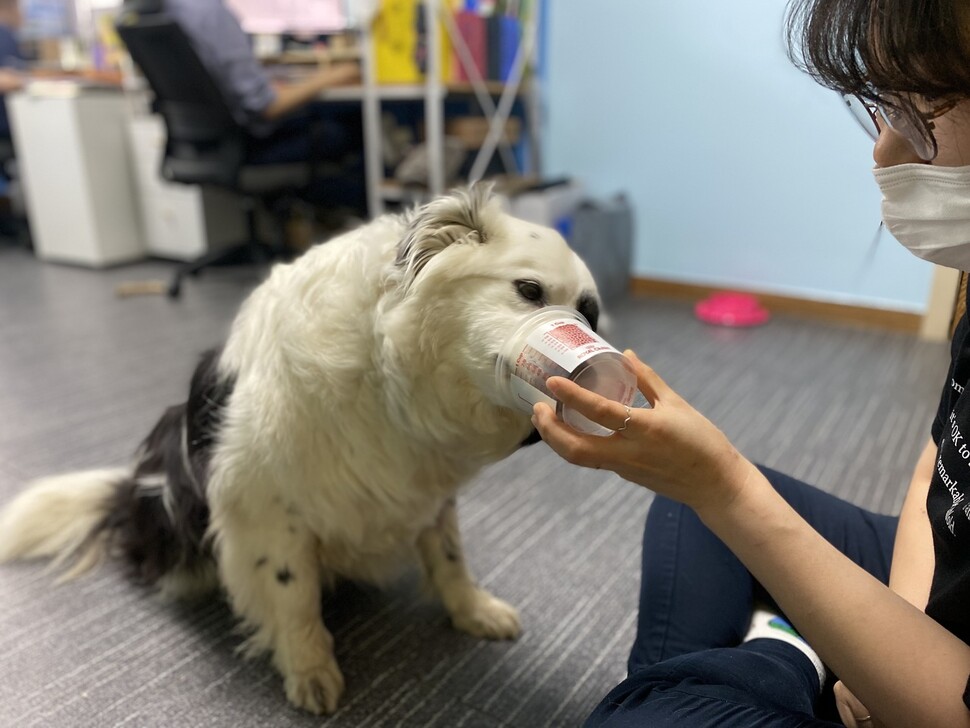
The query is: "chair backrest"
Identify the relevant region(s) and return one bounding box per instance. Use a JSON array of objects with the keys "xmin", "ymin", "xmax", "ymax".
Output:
[{"xmin": 115, "ymin": 5, "xmax": 246, "ymax": 187}]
